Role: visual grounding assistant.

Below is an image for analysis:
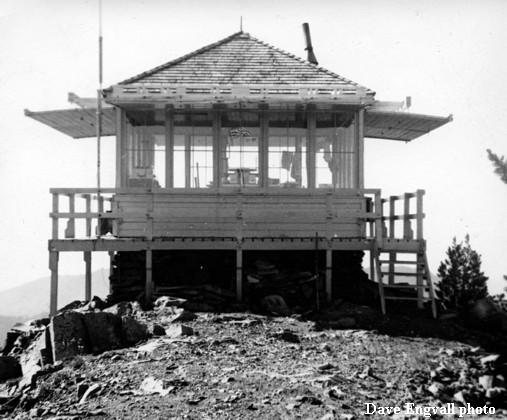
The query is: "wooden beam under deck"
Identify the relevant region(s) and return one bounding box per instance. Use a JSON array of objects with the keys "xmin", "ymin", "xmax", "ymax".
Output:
[{"xmin": 49, "ymin": 237, "xmax": 424, "ymax": 253}]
